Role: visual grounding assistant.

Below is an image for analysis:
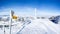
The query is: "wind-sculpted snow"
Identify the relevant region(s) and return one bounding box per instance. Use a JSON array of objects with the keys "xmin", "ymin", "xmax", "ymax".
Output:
[
  {"xmin": 17, "ymin": 19, "xmax": 60, "ymax": 34},
  {"xmin": 0, "ymin": 18, "xmax": 60, "ymax": 34}
]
